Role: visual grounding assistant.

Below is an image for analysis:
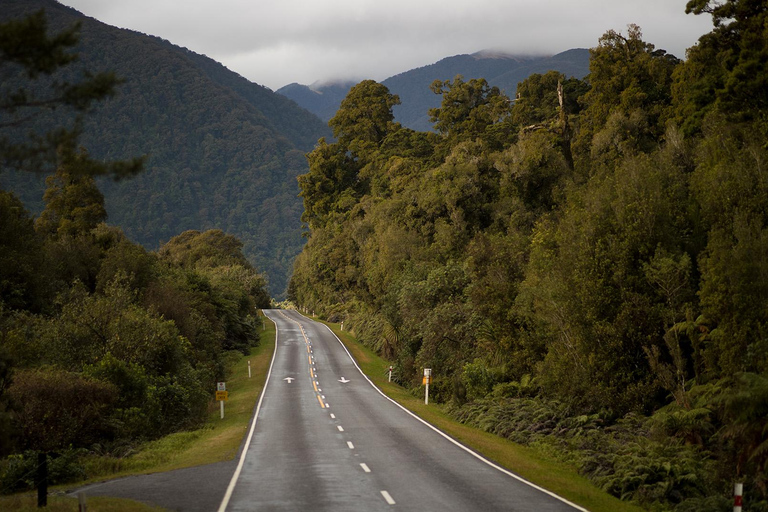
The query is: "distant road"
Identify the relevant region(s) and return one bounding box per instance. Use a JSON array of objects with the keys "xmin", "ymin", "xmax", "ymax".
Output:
[{"xmin": 219, "ymin": 309, "xmax": 584, "ymax": 512}]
